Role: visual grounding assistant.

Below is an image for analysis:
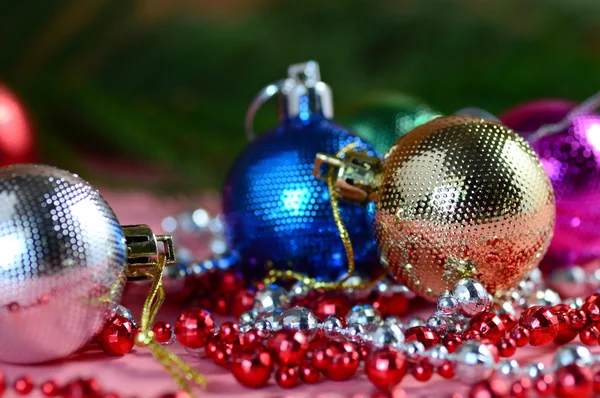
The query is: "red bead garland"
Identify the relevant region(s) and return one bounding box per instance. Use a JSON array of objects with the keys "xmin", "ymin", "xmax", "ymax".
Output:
[
  {"xmin": 519, "ymin": 306, "xmax": 559, "ymax": 346},
  {"xmin": 366, "ymin": 348, "xmax": 407, "ymax": 389},
  {"xmin": 97, "ymin": 316, "xmax": 135, "ymax": 356},
  {"xmin": 174, "ymin": 309, "xmax": 215, "ymax": 349}
]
